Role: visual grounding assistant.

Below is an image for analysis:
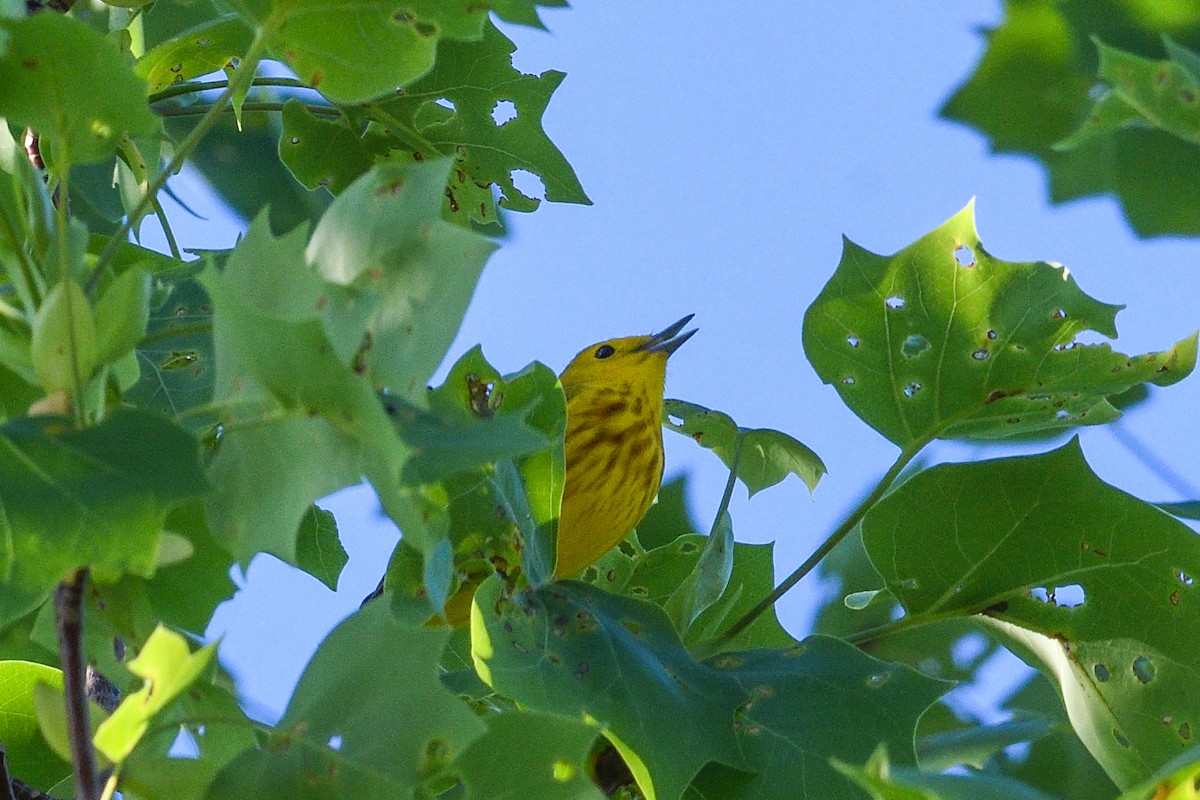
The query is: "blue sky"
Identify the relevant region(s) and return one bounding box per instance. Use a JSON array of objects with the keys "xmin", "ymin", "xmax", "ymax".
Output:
[{"xmin": 147, "ymin": 1, "xmax": 1200, "ymax": 721}]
